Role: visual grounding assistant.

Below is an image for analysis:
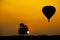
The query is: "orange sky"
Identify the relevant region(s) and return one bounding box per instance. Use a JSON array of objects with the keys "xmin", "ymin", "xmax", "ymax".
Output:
[{"xmin": 0, "ymin": 0, "xmax": 60, "ymax": 36}]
